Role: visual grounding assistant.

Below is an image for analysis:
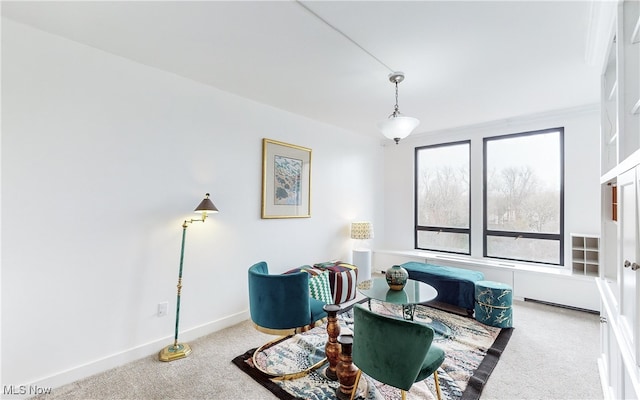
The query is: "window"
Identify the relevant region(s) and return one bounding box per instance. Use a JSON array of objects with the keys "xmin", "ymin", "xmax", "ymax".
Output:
[
  {"xmin": 415, "ymin": 141, "xmax": 470, "ymax": 254},
  {"xmin": 483, "ymin": 128, "xmax": 564, "ymax": 265}
]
